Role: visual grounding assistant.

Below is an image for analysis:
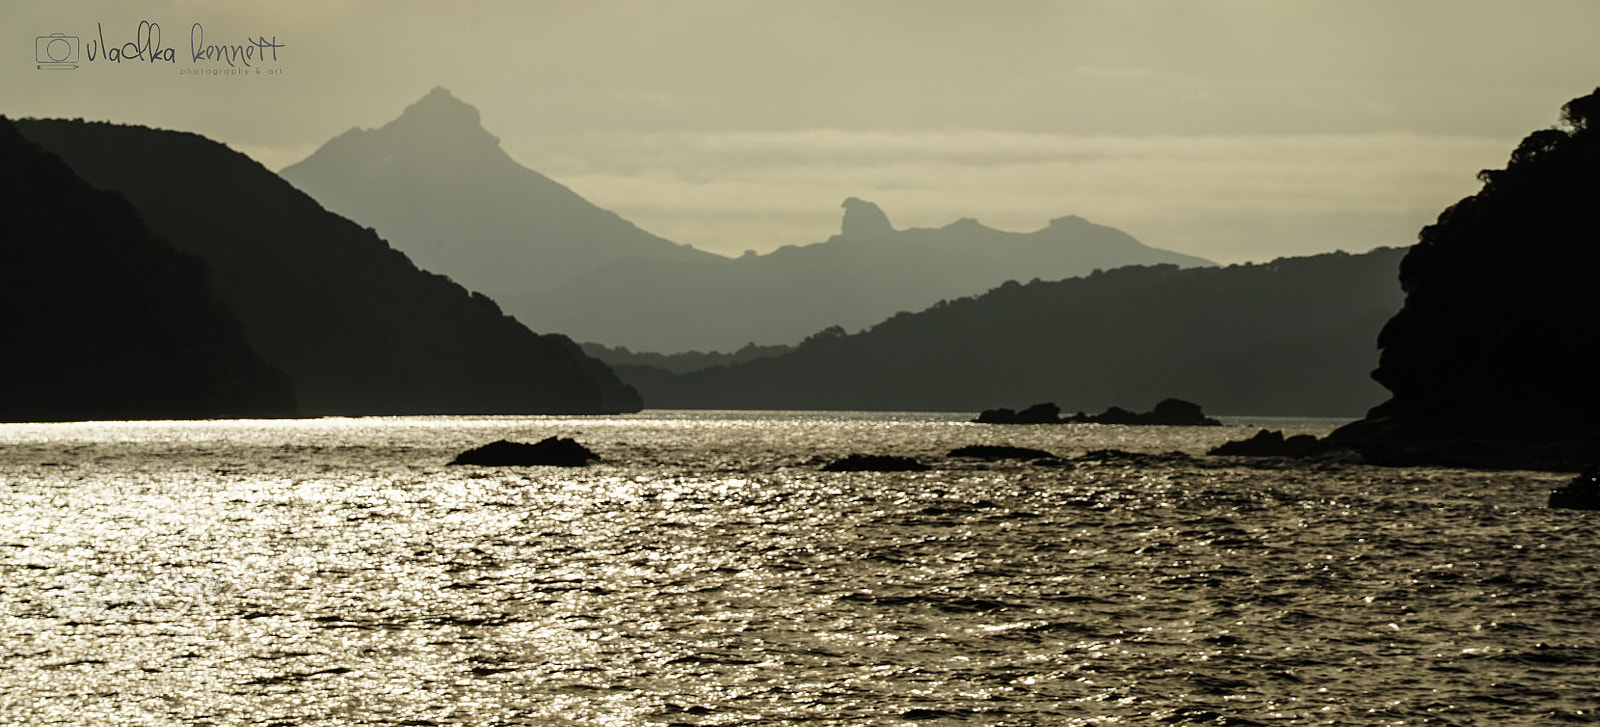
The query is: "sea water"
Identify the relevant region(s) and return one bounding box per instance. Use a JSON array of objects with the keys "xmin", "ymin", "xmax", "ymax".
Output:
[{"xmin": 0, "ymin": 412, "xmax": 1589, "ymax": 725}]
